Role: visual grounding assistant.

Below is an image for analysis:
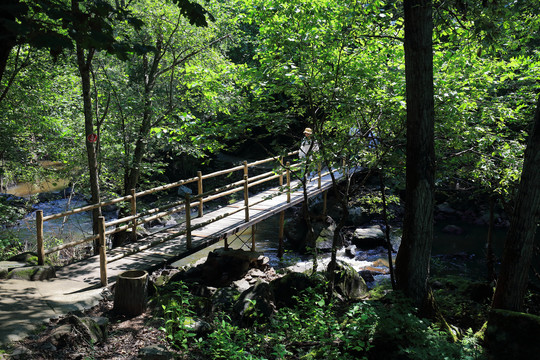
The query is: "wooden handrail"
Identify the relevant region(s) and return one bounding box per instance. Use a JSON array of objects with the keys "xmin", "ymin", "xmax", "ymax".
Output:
[
  {"xmin": 42, "ymin": 195, "xmax": 133, "ymax": 222},
  {"xmin": 36, "ymin": 150, "xmax": 309, "ymax": 283}
]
